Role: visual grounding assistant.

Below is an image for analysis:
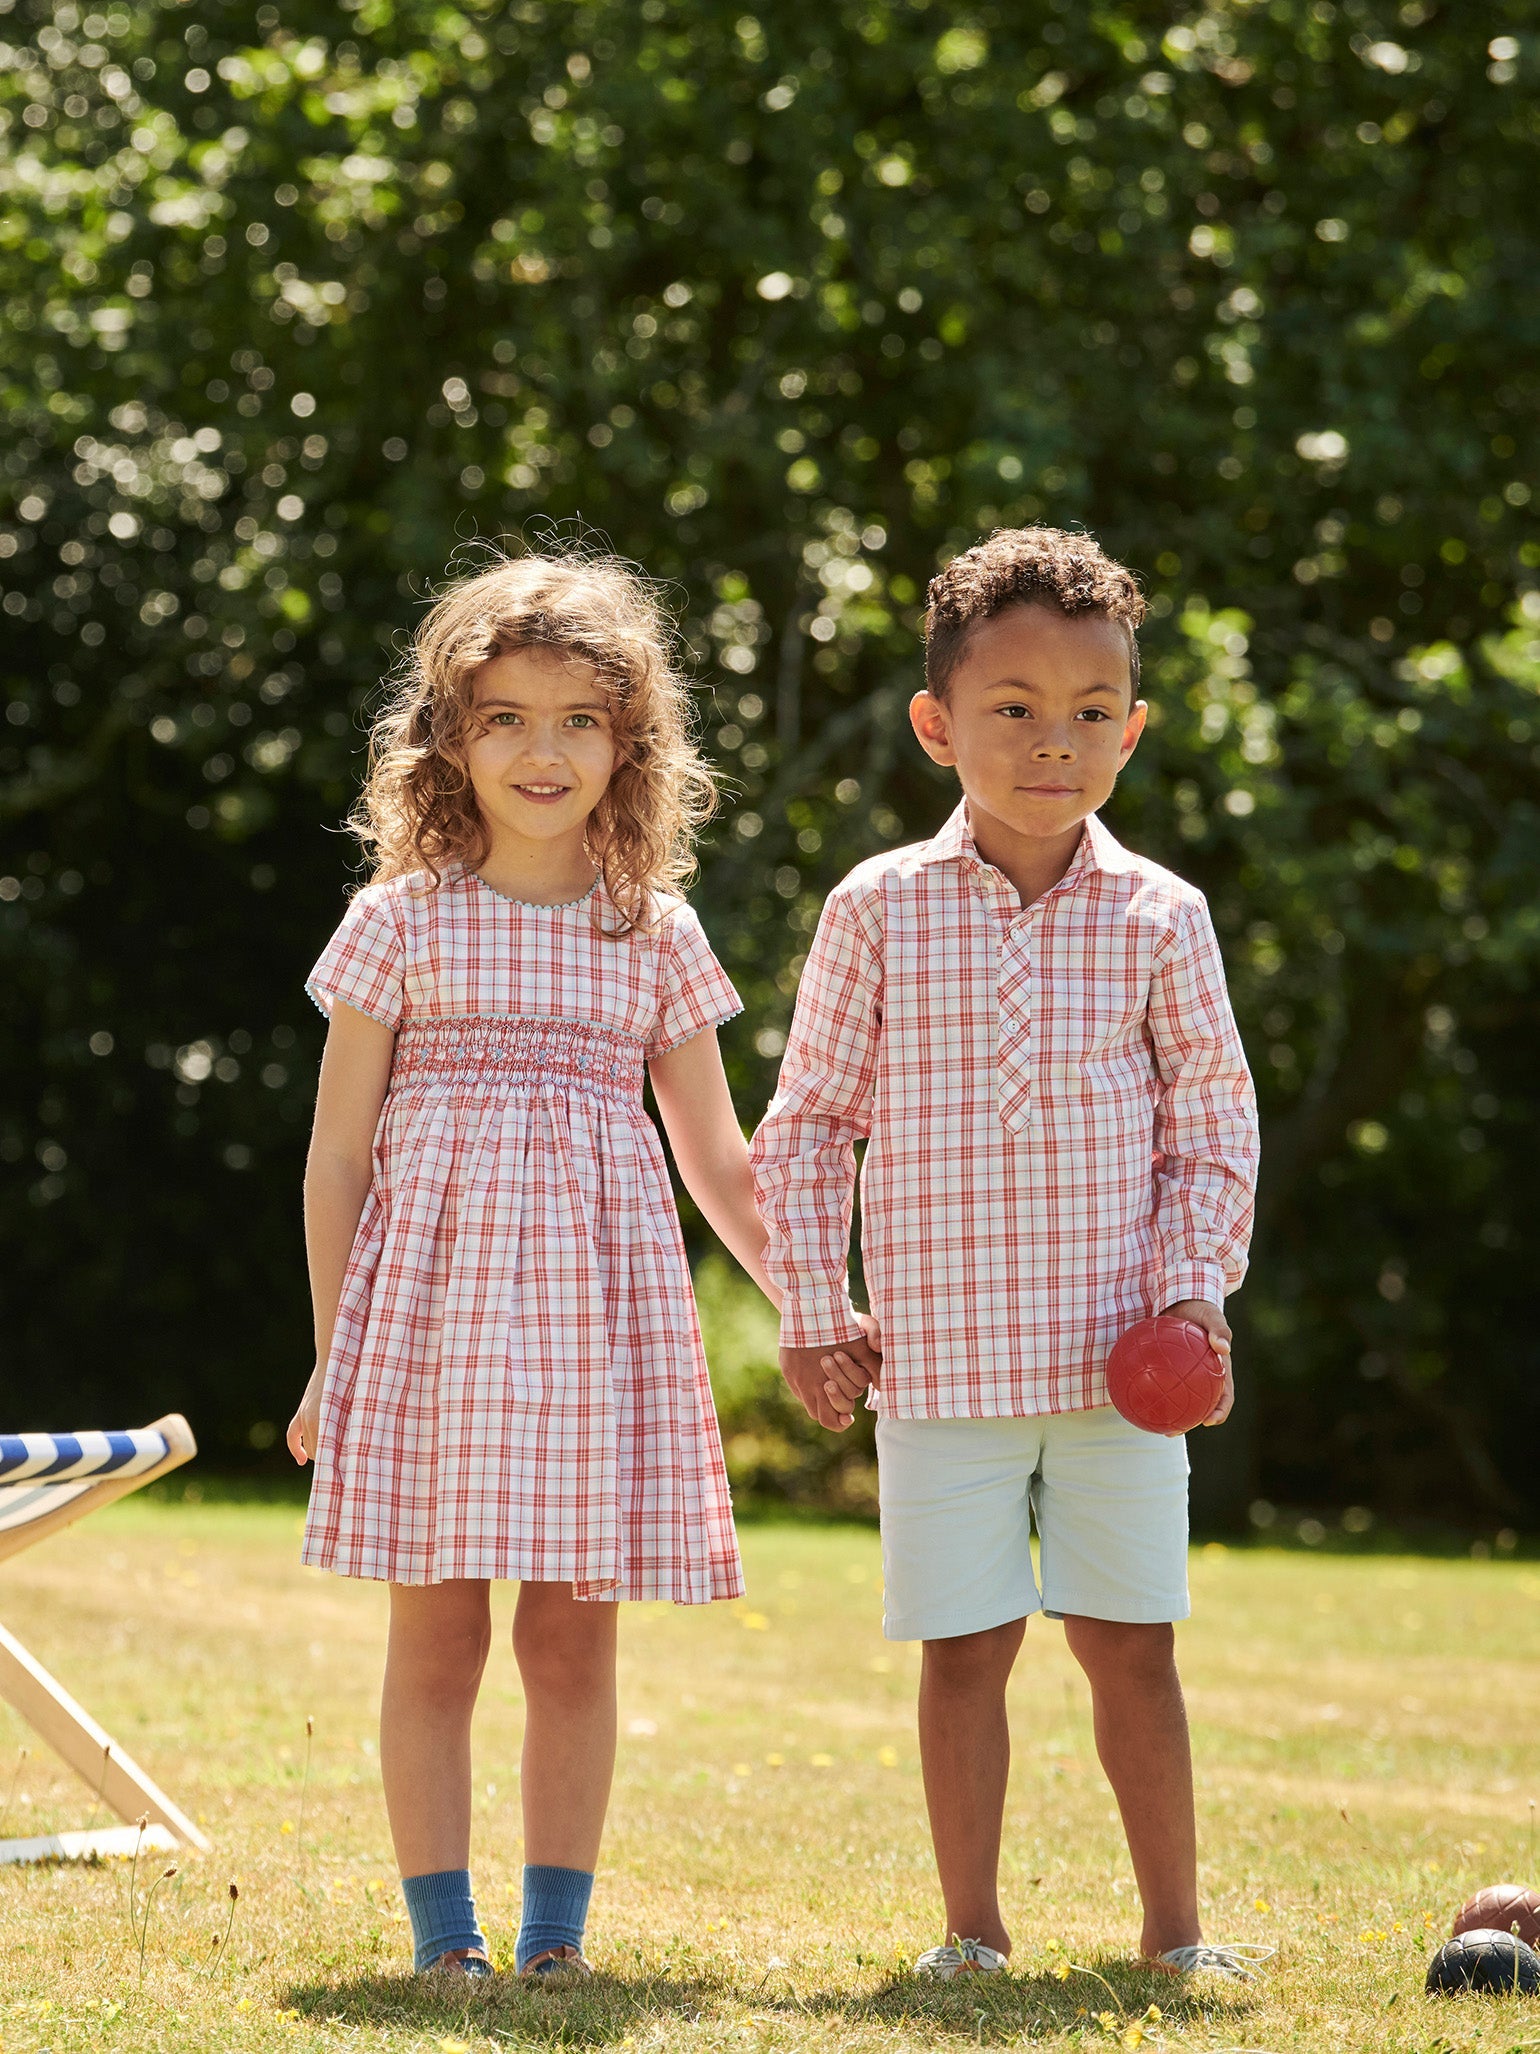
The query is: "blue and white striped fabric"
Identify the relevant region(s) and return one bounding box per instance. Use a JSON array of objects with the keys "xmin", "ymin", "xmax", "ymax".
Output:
[{"xmin": 0, "ymin": 1429, "xmax": 170, "ymax": 1483}]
